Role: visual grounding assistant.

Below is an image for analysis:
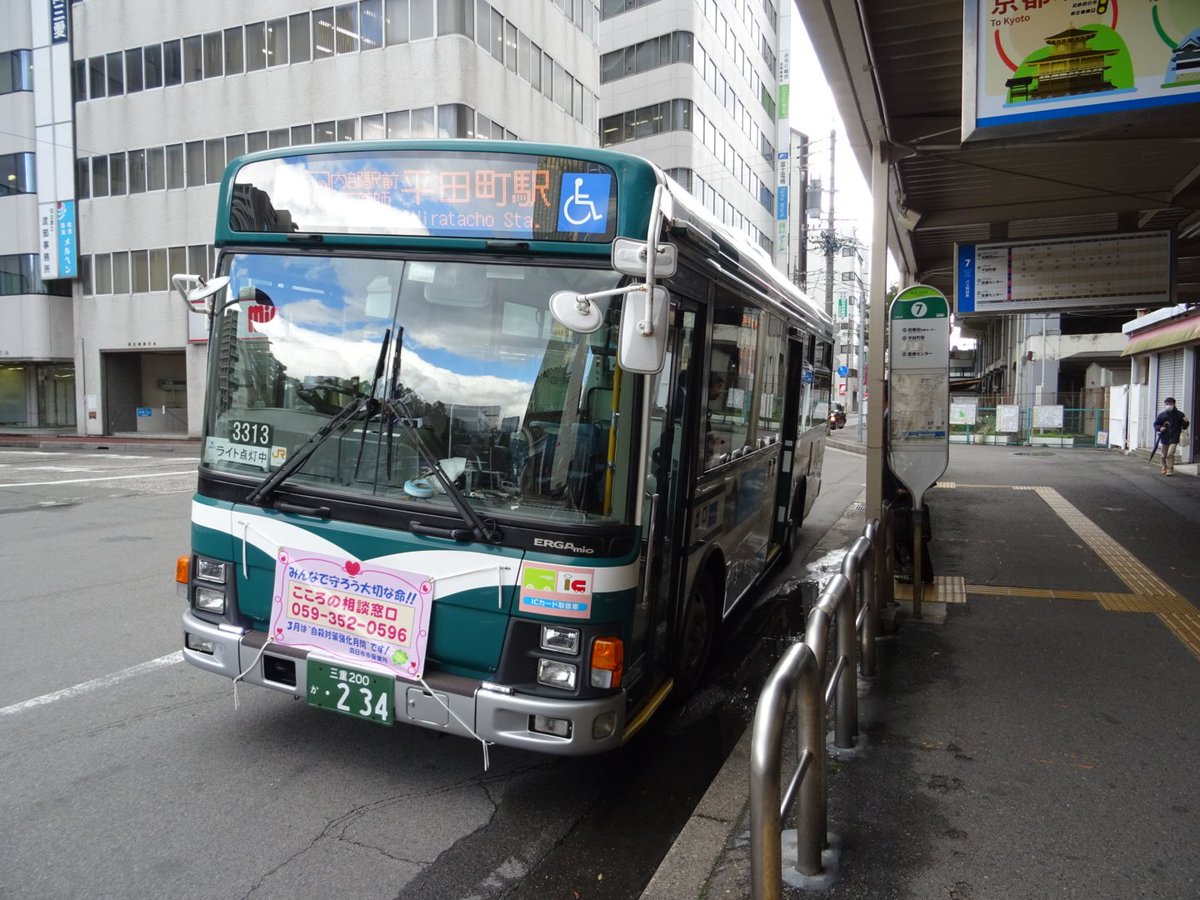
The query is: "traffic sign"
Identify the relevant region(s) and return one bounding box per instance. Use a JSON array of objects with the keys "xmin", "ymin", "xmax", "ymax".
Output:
[{"xmin": 837, "ymin": 365, "xmax": 848, "ymax": 377}]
